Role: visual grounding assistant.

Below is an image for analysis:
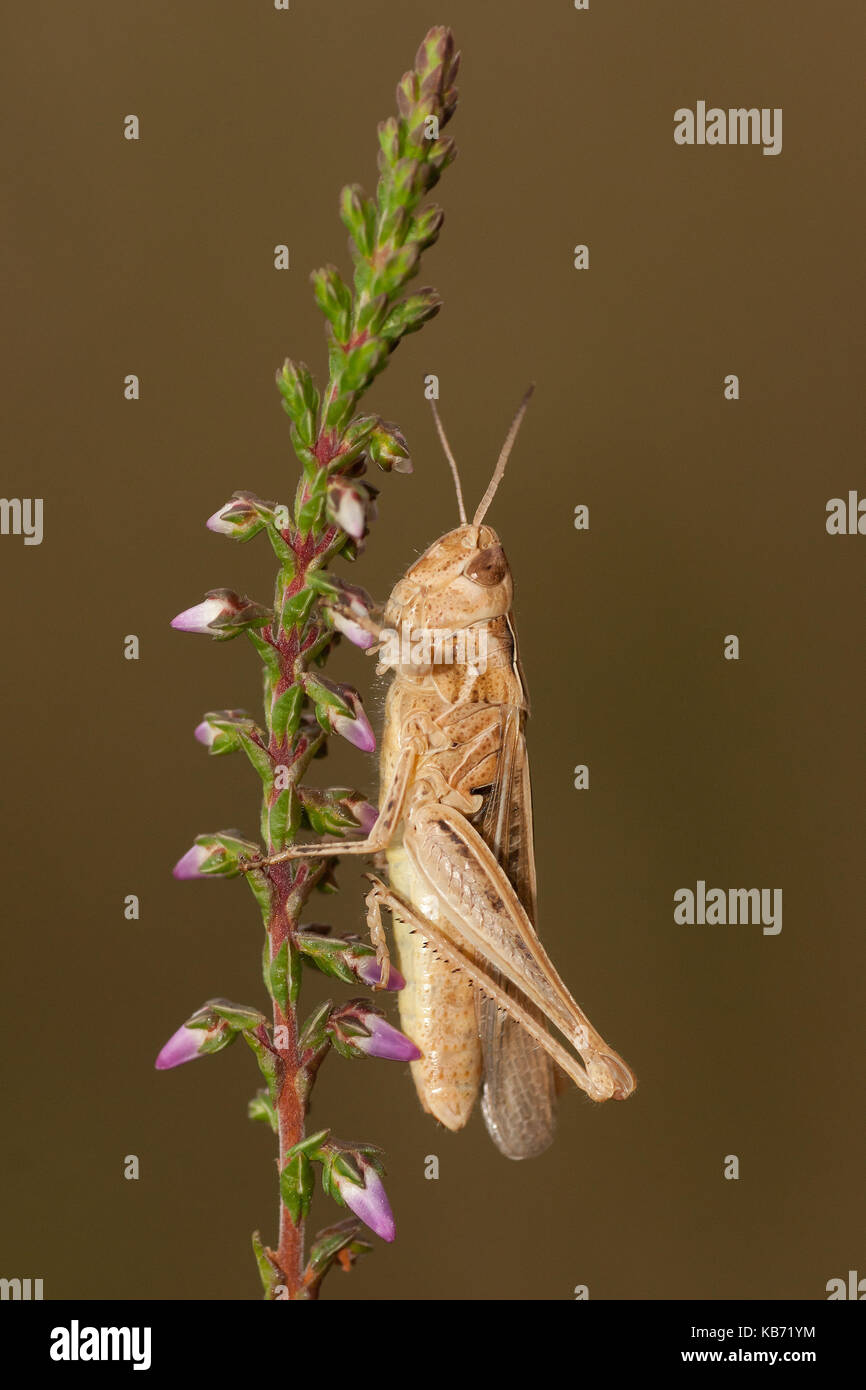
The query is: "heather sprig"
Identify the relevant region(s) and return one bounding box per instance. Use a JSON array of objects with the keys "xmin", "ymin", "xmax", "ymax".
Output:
[{"xmin": 159, "ymin": 27, "xmax": 459, "ymax": 1301}]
